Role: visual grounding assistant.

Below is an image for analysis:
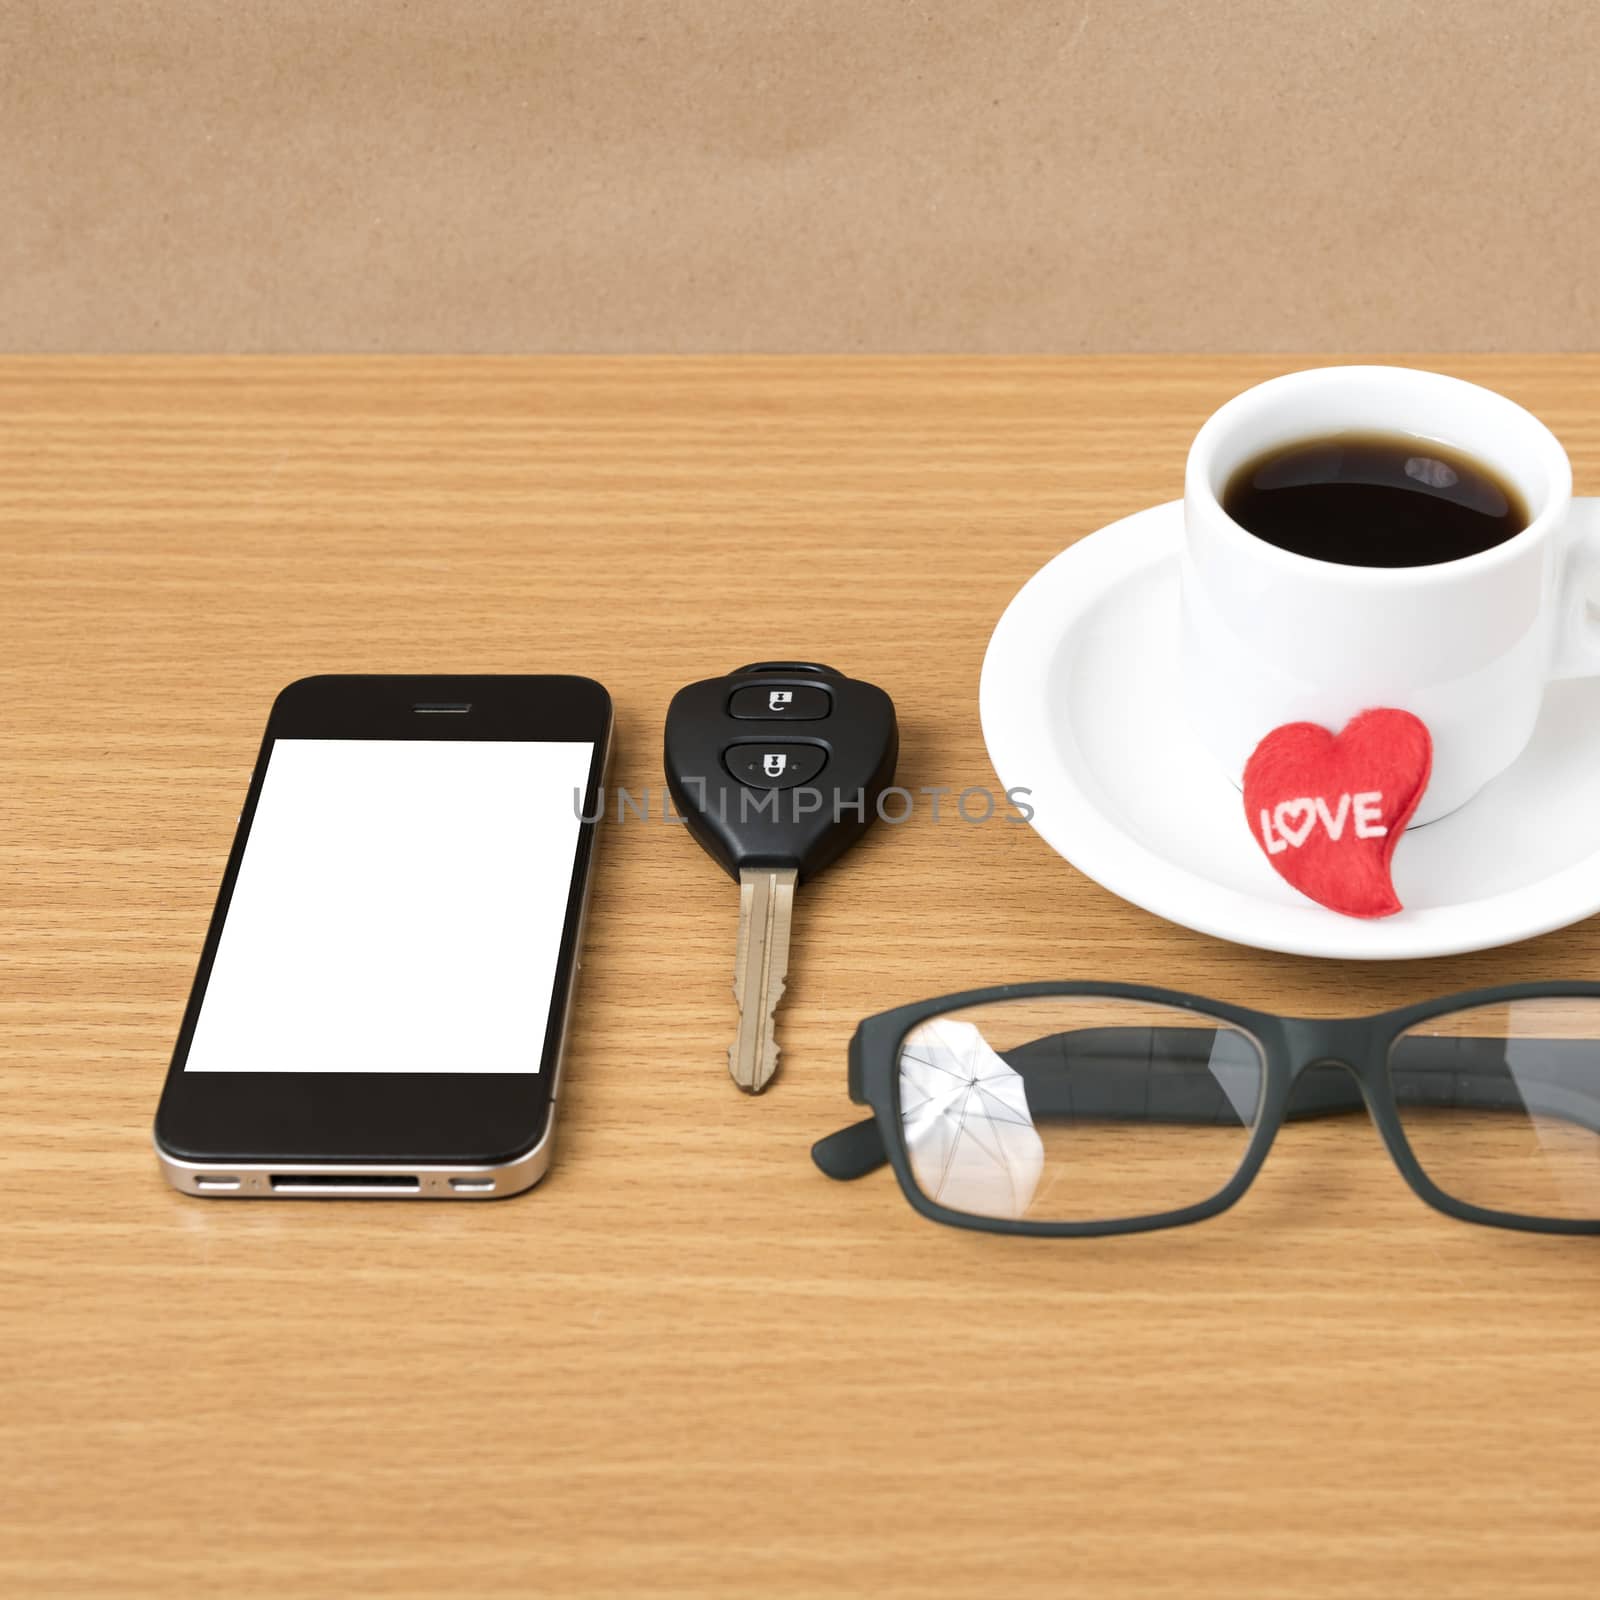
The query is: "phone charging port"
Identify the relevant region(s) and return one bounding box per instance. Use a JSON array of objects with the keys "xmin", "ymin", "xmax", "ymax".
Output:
[{"xmin": 270, "ymin": 1174, "xmax": 421, "ymax": 1194}]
